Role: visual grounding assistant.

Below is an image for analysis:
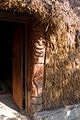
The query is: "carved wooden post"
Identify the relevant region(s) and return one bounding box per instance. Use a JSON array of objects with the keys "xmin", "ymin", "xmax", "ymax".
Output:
[{"xmin": 31, "ymin": 23, "xmax": 46, "ymax": 113}]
